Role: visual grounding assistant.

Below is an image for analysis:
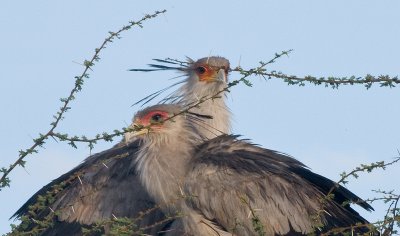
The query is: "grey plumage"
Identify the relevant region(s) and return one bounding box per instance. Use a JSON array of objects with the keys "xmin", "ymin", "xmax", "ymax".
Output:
[
  {"xmin": 13, "ymin": 140, "xmax": 166, "ymax": 235},
  {"xmin": 184, "ymin": 136, "xmax": 374, "ymax": 235},
  {"xmin": 132, "ymin": 104, "xmax": 375, "ymax": 236},
  {"xmin": 12, "ymin": 56, "xmax": 232, "ymax": 235}
]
